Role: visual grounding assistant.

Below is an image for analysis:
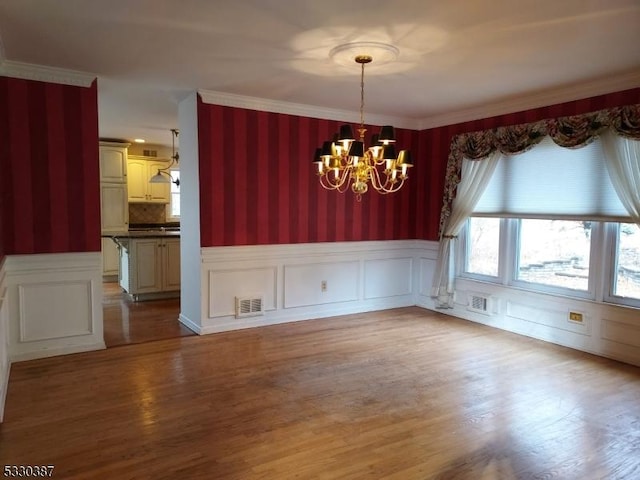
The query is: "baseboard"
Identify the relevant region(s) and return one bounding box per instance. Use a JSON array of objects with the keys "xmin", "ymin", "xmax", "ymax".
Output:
[
  {"xmin": 10, "ymin": 341, "xmax": 106, "ymax": 363},
  {"xmin": 179, "ymin": 314, "xmax": 202, "ymax": 335},
  {"xmin": 200, "ymin": 296, "xmax": 415, "ymax": 334},
  {"xmin": 127, "ymin": 290, "xmax": 180, "ymax": 302}
]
